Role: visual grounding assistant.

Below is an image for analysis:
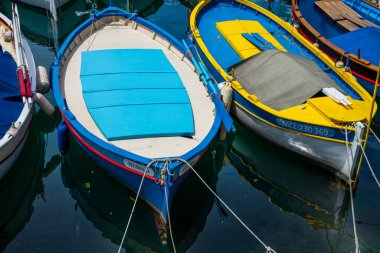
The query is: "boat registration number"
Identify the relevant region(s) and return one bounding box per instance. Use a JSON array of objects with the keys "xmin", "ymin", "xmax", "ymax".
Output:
[
  {"xmin": 275, "ymin": 118, "xmax": 335, "ymax": 137},
  {"xmin": 123, "ymin": 159, "xmax": 155, "ymax": 177}
]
